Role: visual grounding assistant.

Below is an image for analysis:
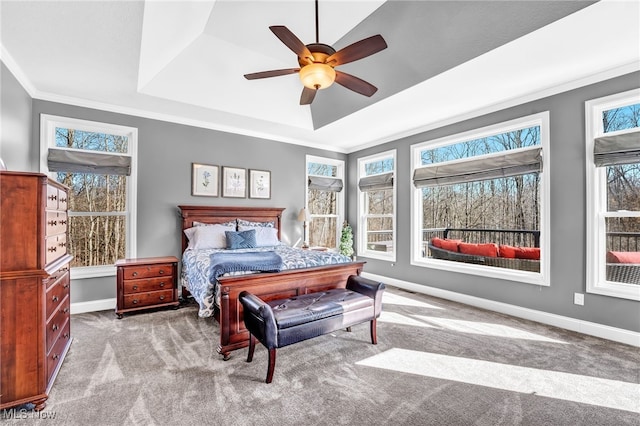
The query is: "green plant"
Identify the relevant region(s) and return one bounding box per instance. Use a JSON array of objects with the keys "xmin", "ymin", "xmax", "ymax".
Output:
[{"xmin": 339, "ymin": 221, "xmax": 354, "ymax": 258}]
